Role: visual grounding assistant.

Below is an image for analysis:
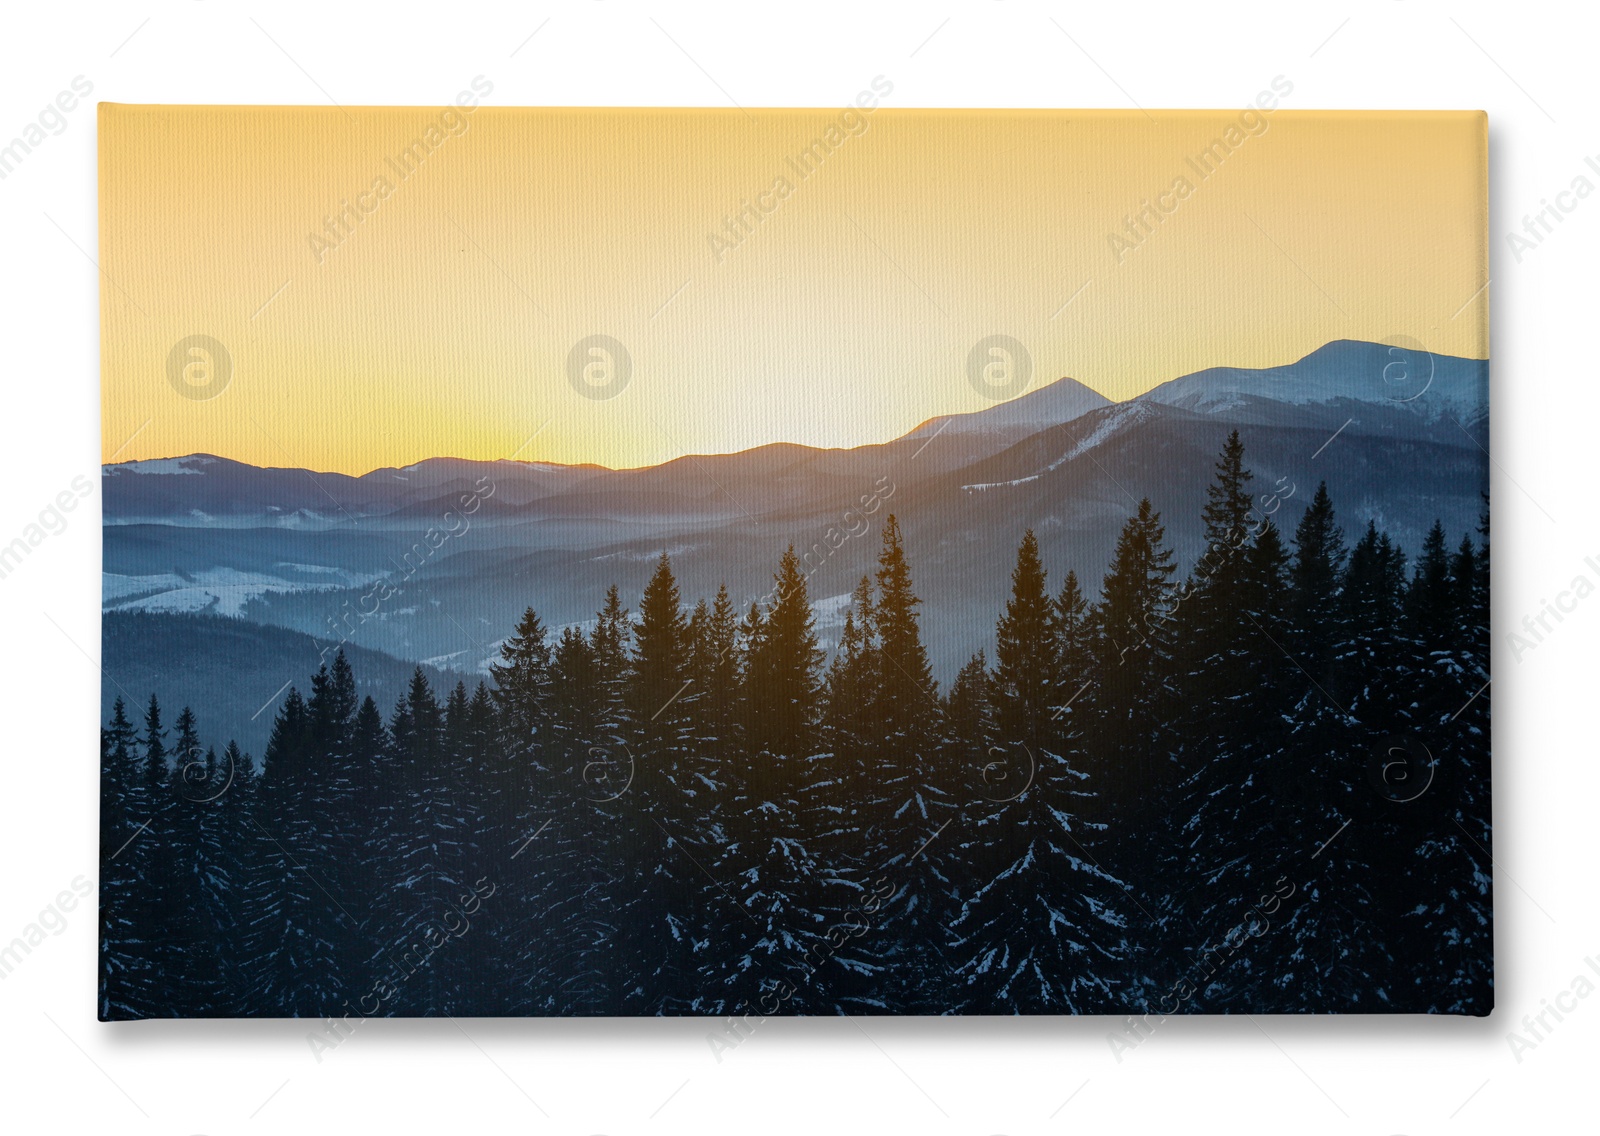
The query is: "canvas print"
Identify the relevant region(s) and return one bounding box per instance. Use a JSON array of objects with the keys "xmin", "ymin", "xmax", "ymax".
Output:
[{"xmin": 97, "ymin": 94, "xmax": 1490, "ymax": 1020}]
